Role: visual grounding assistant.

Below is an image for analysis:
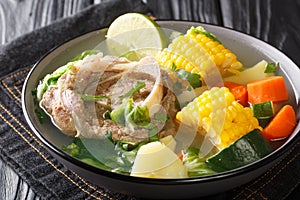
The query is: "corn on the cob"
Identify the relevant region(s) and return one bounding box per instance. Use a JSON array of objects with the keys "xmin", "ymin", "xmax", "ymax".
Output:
[
  {"xmin": 176, "ymin": 87, "xmax": 261, "ymax": 148},
  {"xmin": 157, "ymin": 35, "xmax": 215, "ymax": 78},
  {"xmin": 156, "ymin": 26, "xmax": 243, "ymax": 79}
]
